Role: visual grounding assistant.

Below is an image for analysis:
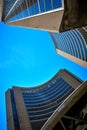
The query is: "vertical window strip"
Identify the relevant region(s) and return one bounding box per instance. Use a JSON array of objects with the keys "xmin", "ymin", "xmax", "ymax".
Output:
[
  {"xmin": 71, "ymin": 31, "xmax": 80, "ymax": 58},
  {"xmin": 51, "ymin": 0, "xmax": 54, "ymax": 10},
  {"xmin": 38, "ymin": 0, "xmax": 41, "ymax": 13},
  {"xmin": 43, "ymin": 0, "xmax": 46, "ymax": 12},
  {"xmin": 18, "ymin": 1, "xmax": 24, "ymax": 18},
  {"xmin": 76, "ymin": 29, "xmax": 87, "ymax": 61},
  {"xmin": 33, "ymin": 0, "xmax": 36, "ymax": 15},
  {"xmin": 25, "ymin": 0, "xmax": 30, "ymax": 16}
]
